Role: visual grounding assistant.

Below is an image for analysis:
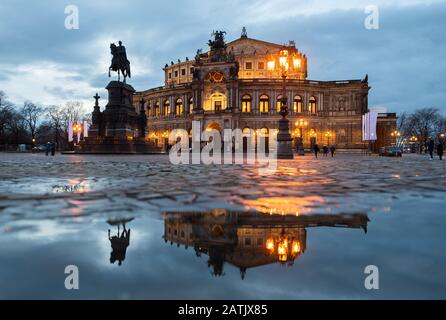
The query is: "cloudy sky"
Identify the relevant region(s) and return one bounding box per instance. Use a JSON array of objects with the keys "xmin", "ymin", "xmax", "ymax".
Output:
[{"xmin": 0, "ymin": 0, "xmax": 445, "ymax": 114}]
